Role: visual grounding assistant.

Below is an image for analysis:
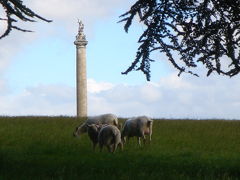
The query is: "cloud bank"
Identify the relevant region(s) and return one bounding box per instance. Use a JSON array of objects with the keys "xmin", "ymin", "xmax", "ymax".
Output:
[
  {"xmin": 88, "ymin": 74, "xmax": 240, "ymax": 119},
  {"xmin": 1, "ymin": 75, "xmax": 239, "ymax": 119}
]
